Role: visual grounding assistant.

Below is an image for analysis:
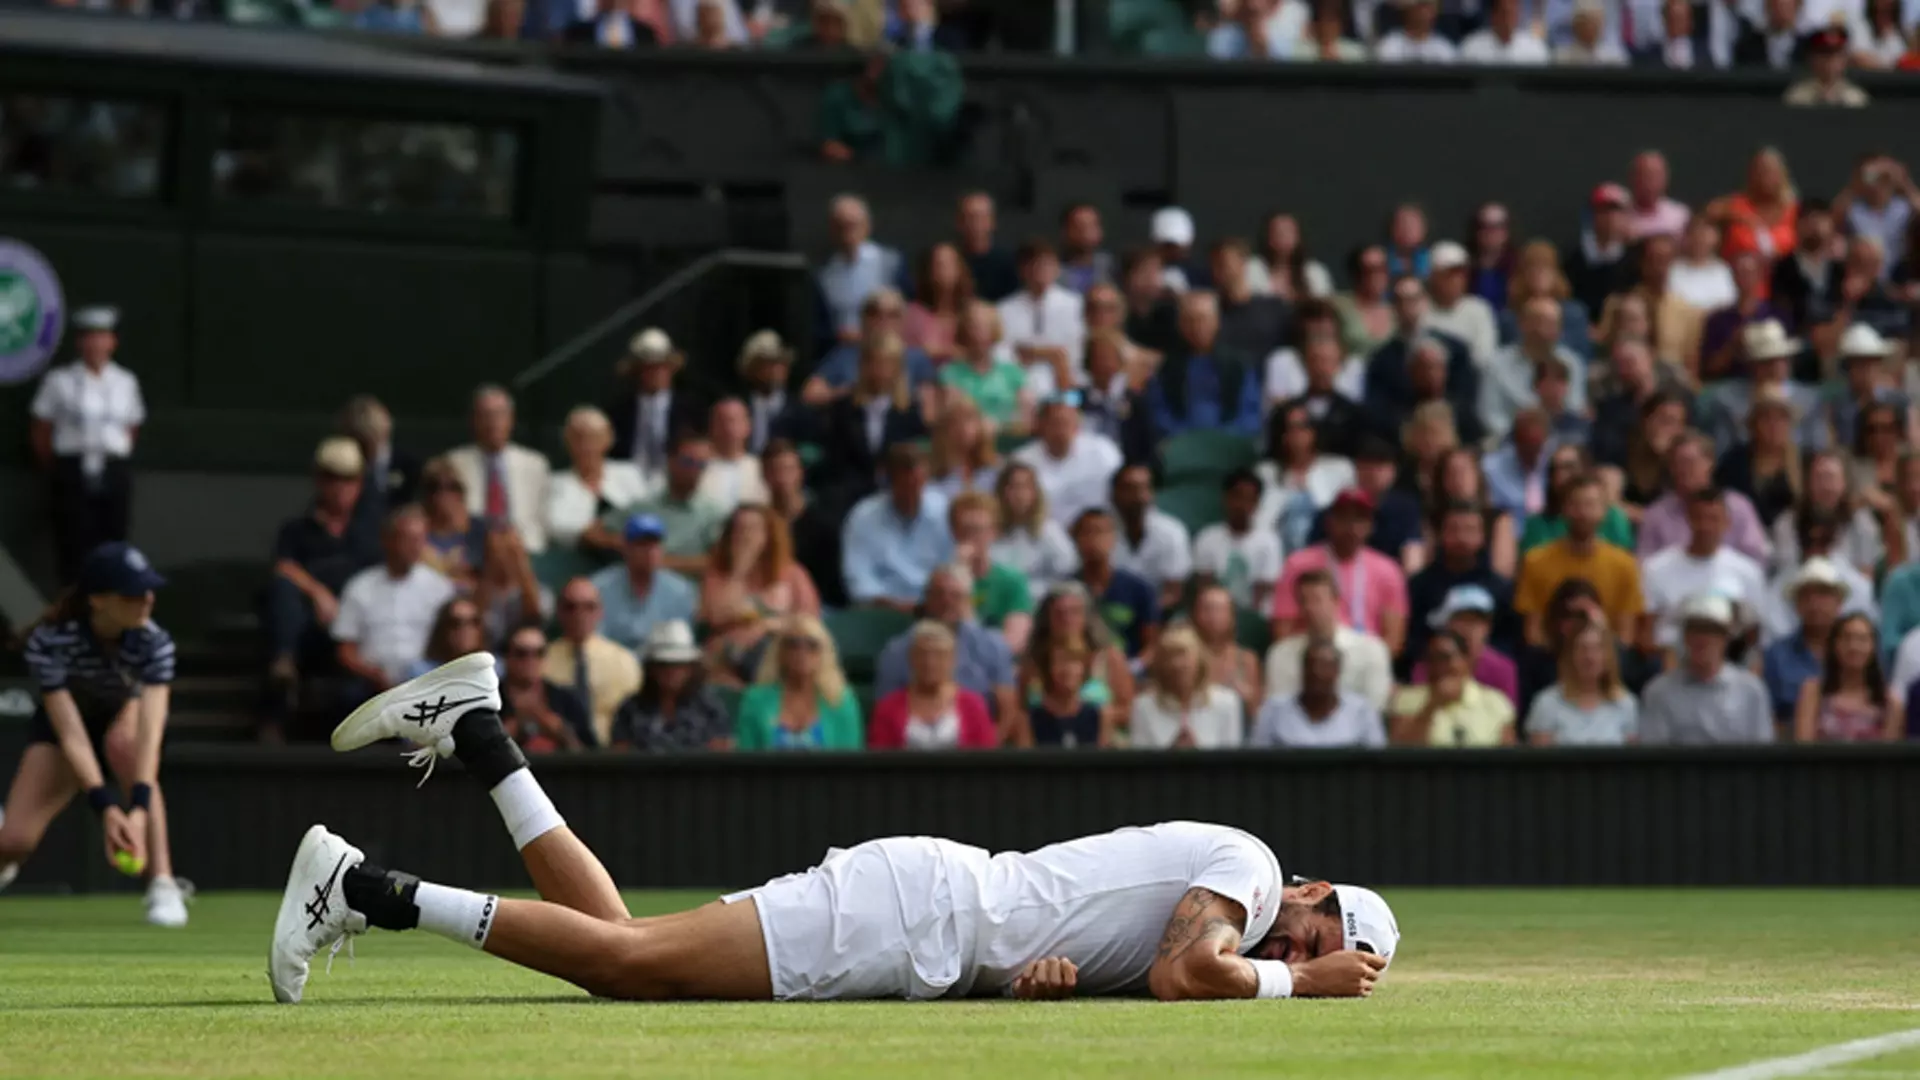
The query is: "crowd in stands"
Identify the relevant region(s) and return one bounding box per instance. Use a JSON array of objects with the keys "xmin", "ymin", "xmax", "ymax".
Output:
[
  {"xmin": 243, "ymin": 138, "xmax": 1920, "ymax": 750},
  {"xmin": 36, "ymin": 0, "xmax": 1920, "ymax": 90}
]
